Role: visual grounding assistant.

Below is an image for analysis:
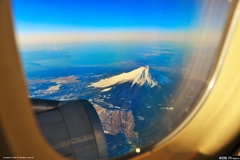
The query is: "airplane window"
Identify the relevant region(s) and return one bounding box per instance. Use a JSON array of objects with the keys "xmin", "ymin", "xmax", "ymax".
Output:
[{"xmin": 11, "ymin": 0, "xmax": 236, "ymax": 159}]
